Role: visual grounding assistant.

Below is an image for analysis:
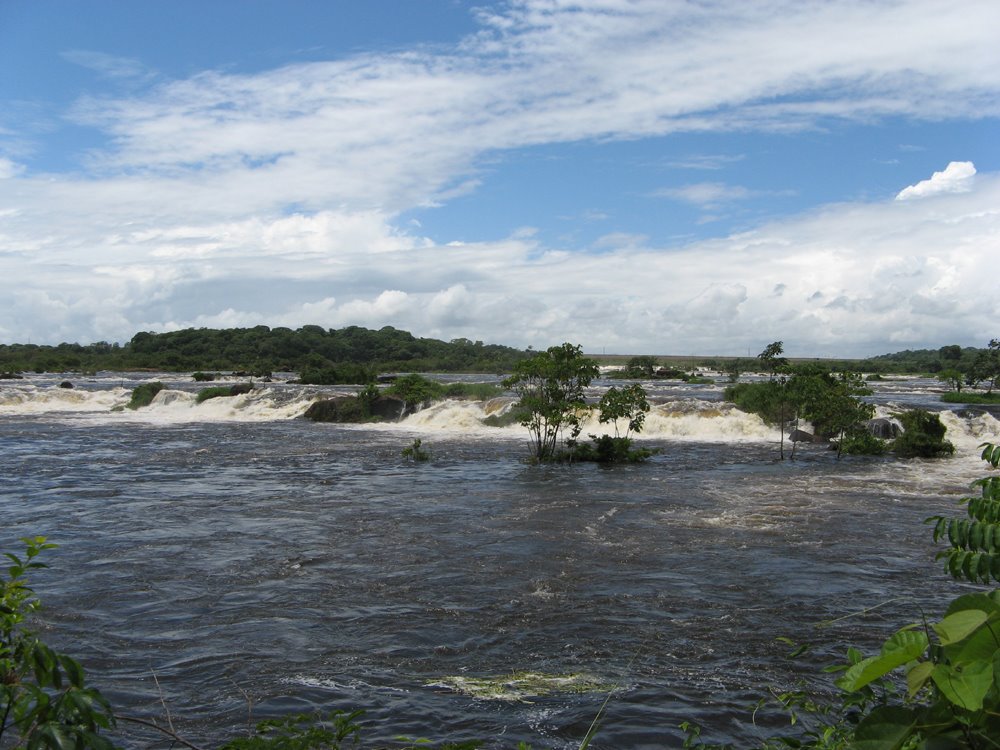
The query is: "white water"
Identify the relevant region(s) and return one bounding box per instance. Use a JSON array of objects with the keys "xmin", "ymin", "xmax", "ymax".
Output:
[{"xmin": 3, "ymin": 376, "xmax": 998, "ymax": 464}]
